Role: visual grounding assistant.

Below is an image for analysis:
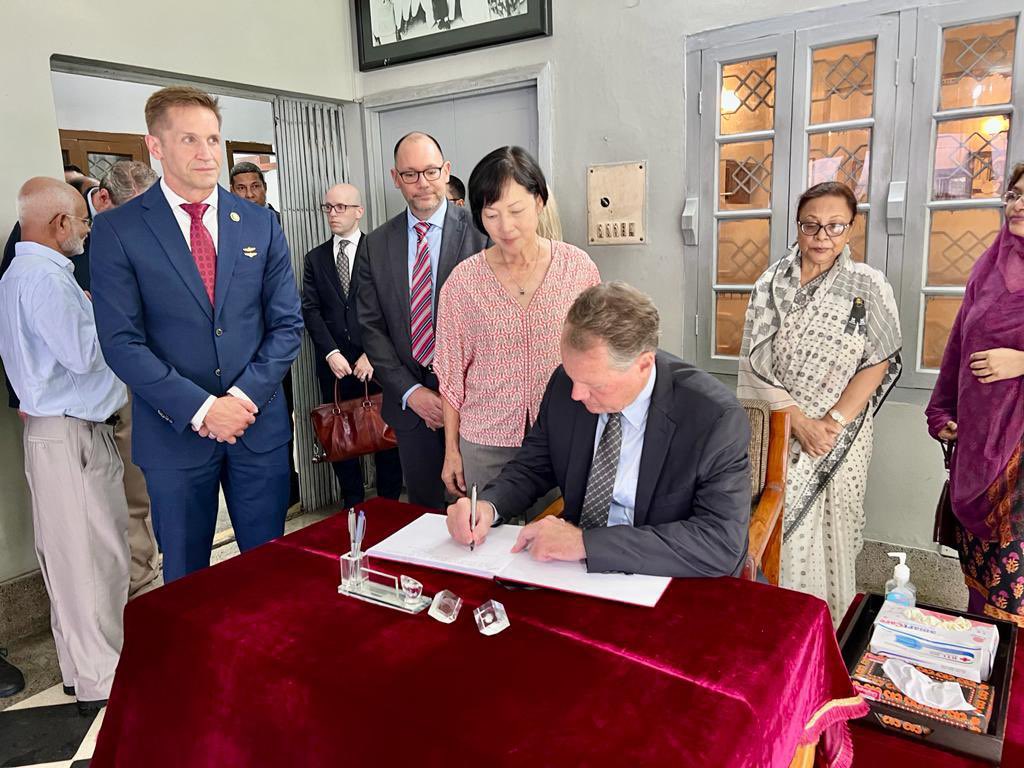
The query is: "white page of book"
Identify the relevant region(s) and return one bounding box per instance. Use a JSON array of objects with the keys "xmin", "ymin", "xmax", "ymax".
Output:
[
  {"xmin": 367, "ymin": 513, "xmax": 671, "ymax": 607},
  {"xmin": 367, "ymin": 513, "xmax": 519, "ymax": 579}
]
